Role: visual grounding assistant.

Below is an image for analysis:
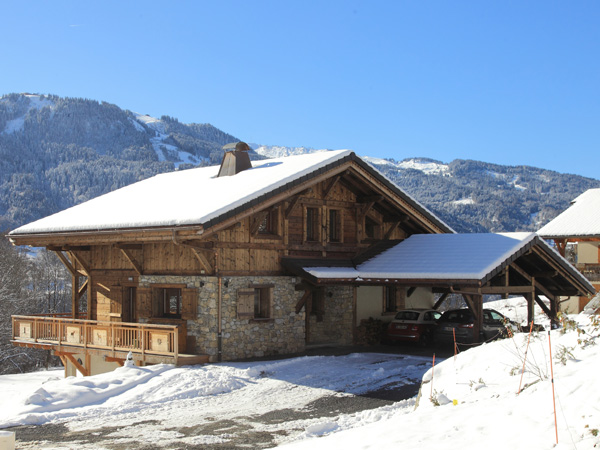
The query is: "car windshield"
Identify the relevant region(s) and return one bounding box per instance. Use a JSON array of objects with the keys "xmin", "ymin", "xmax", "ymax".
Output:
[
  {"xmin": 439, "ymin": 310, "xmax": 472, "ymax": 324},
  {"xmin": 394, "ymin": 311, "xmax": 420, "ymax": 321}
]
